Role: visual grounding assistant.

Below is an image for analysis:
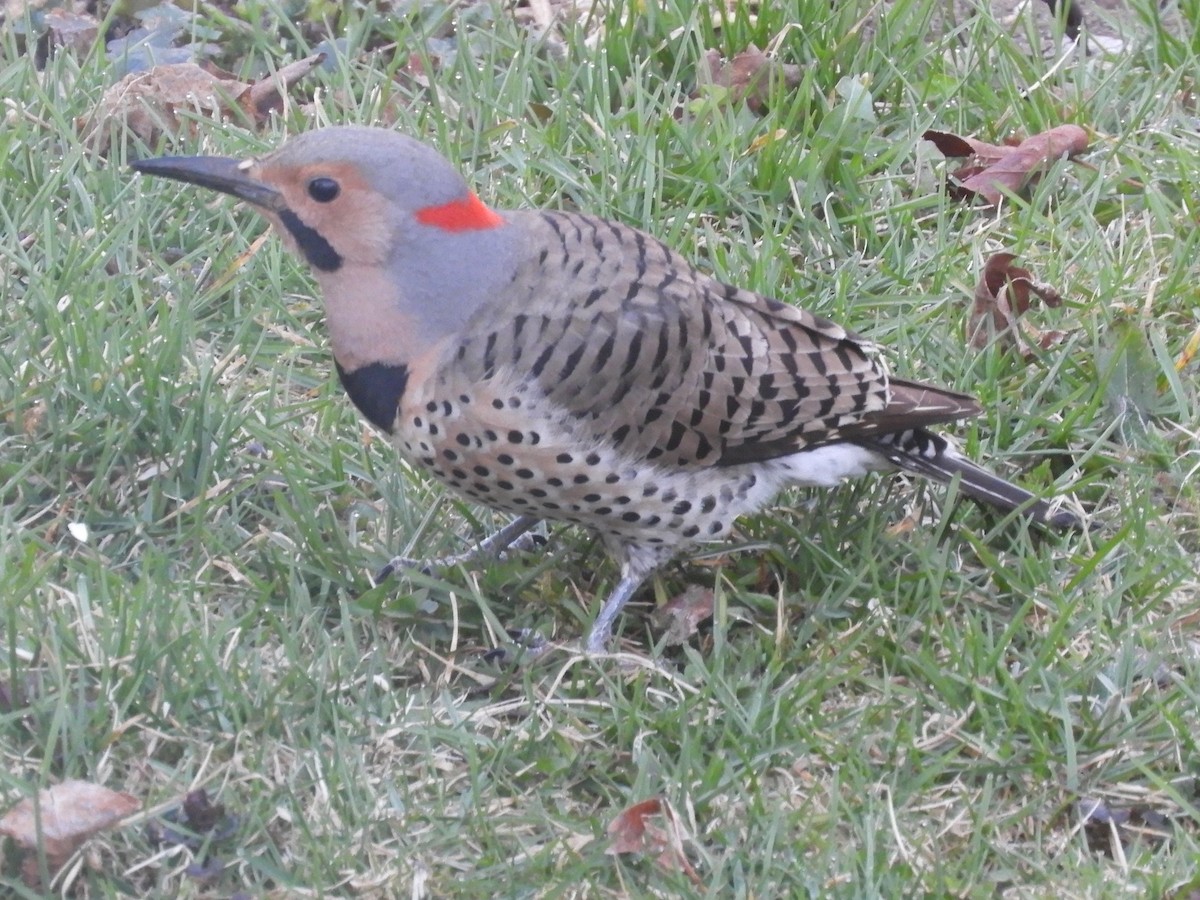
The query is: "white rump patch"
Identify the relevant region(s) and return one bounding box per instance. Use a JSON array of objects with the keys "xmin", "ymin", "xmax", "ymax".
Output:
[{"xmin": 770, "ymin": 444, "xmax": 890, "ymax": 488}]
